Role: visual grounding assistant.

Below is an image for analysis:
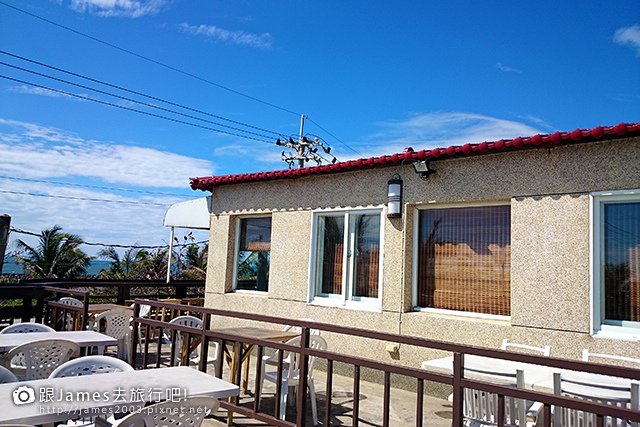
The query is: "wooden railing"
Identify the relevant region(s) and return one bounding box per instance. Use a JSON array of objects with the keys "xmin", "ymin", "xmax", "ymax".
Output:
[
  {"xmin": 0, "ymin": 279, "xmax": 204, "ymax": 326},
  {"xmin": 130, "ymin": 299, "xmax": 640, "ymax": 427}
]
